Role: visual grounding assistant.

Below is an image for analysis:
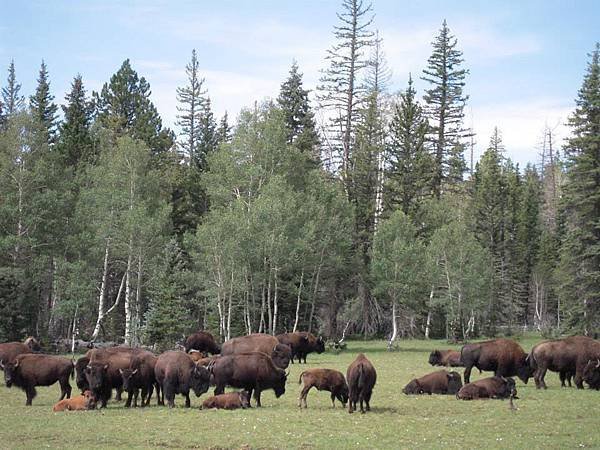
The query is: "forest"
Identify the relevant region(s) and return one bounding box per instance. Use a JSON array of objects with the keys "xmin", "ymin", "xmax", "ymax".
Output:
[{"xmin": 0, "ymin": 0, "xmax": 598, "ymax": 350}]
